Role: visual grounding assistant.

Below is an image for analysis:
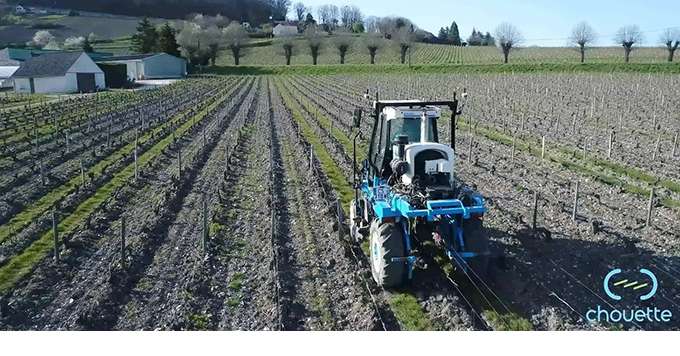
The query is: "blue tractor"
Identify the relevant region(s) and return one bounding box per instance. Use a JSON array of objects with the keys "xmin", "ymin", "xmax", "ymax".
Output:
[{"xmin": 349, "ymin": 94, "xmax": 490, "ymax": 288}]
